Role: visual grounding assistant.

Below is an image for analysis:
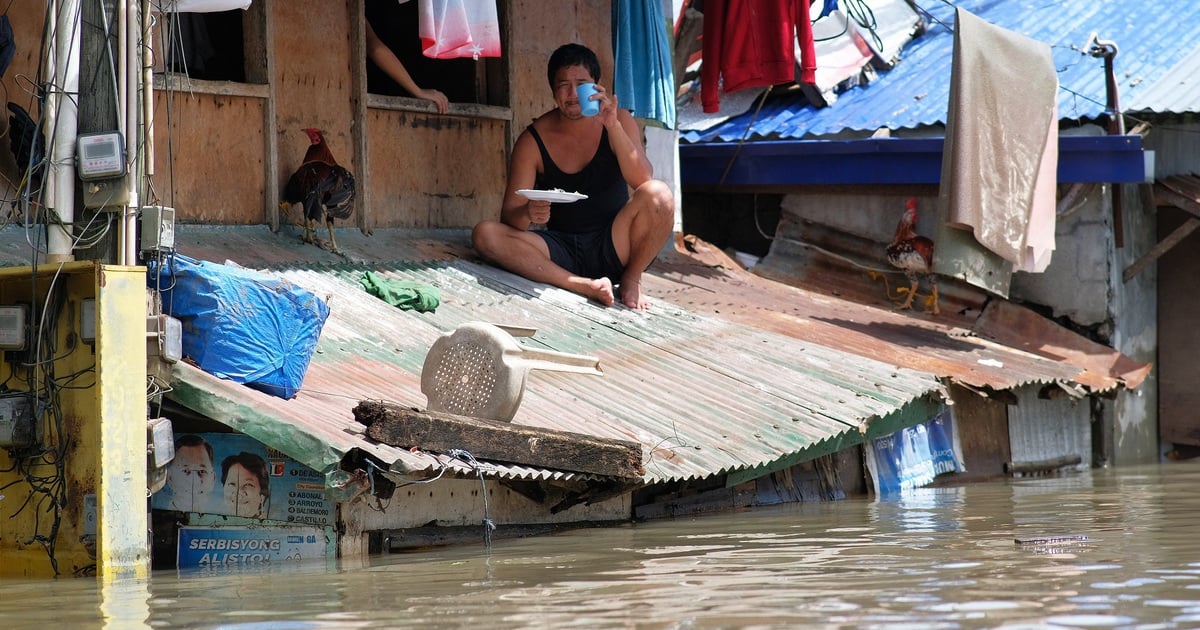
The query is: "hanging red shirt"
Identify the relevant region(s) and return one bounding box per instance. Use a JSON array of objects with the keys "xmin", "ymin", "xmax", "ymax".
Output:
[{"xmin": 700, "ymin": 0, "xmax": 817, "ymax": 113}]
